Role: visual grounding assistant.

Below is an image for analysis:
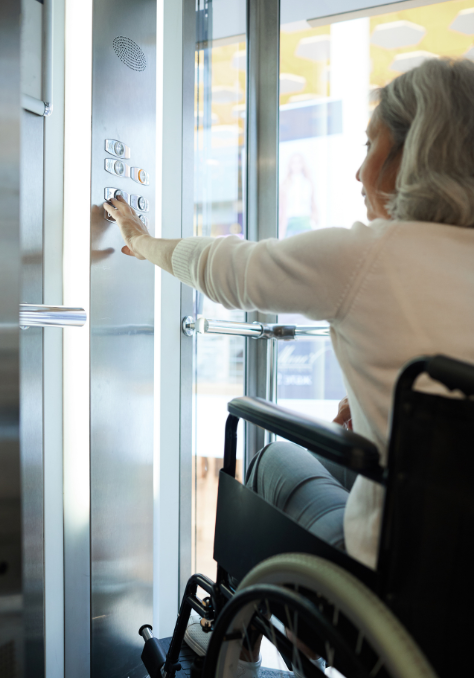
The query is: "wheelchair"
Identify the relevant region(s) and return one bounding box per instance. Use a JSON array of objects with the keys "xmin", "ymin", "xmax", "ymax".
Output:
[{"xmin": 138, "ymin": 355, "xmax": 474, "ymax": 678}]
